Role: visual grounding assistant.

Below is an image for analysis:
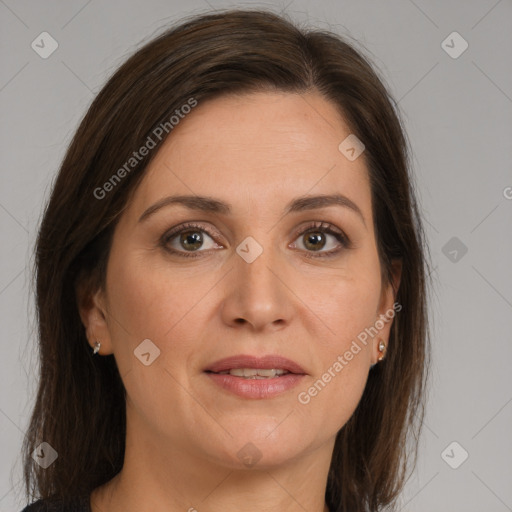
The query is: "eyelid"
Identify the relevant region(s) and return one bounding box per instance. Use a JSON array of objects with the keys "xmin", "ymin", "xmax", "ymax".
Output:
[
  {"xmin": 162, "ymin": 221, "xmax": 222, "ymax": 243},
  {"xmin": 288, "ymin": 221, "xmax": 352, "ymax": 259},
  {"xmin": 160, "ymin": 222, "xmax": 223, "ymax": 257},
  {"xmin": 290, "ymin": 221, "xmax": 351, "ymax": 247}
]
